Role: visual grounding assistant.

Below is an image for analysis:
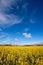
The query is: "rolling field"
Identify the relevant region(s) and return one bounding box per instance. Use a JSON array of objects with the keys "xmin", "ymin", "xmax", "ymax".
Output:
[{"xmin": 0, "ymin": 46, "xmax": 43, "ymax": 65}]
